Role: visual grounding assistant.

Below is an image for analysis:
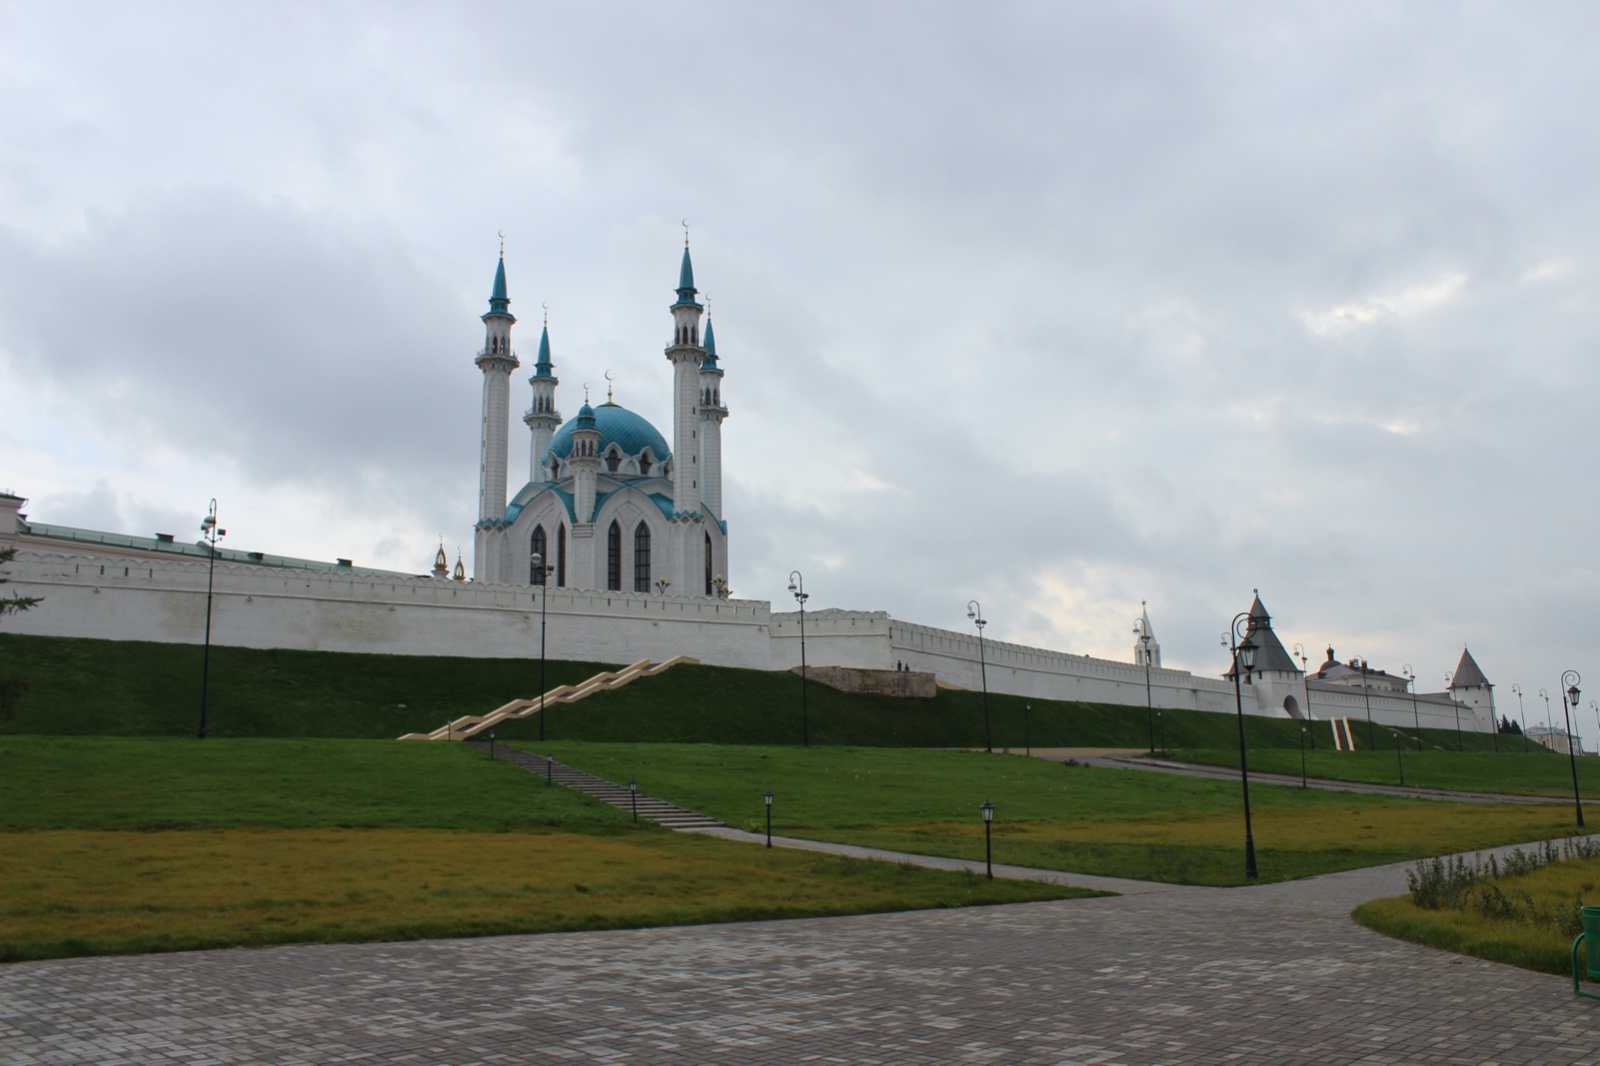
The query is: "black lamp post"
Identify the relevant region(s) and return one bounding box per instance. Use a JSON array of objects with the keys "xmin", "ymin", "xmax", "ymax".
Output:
[
  {"xmin": 787, "ymin": 570, "xmax": 810, "ymax": 747},
  {"xmin": 1403, "ymin": 665, "xmax": 1421, "ymax": 743},
  {"xmin": 1561, "ymin": 671, "xmax": 1585, "ymax": 828},
  {"xmin": 532, "ymin": 551, "xmax": 555, "ymax": 742},
  {"xmin": 629, "ymin": 777, "xmax": 638, "ymax": 823},
  {"xmin": 489, "ymin": 730, "xmax": 496, "ymax": 760},
  {"xmin": 968, "ymin": 600, "xmax": 991, "ymax": 753},
  {"xmin": 980, "ymin": 798, "xmax": 994, "ymax": 879},
  {"xmin": 1137, "ymin": 619, "xmax": 1154, "ymax": 755},
  {"xmin": 1591, "ymin": 700, "xmax": 1599, "ymax": 758},
  {"xmin": 1299, "ymin": 724, "xmax": 1307, "ymax": 788},
  {"xmin": 1446, "ymin": 671, "xmax": 1464, "ymax": 752},
  {"xmin": 545, "ymin": 751, "xmax": 553, "ymax": 786},
  {"xmin": 1392, "ymin": 729, "xmax": 1405, "ymax": 787},
  {"xmin": 764, "ymin": 788, "xmax": 773, "ymax": 848},
  {"xmin": 197, "ymin": 499, "xmax": 225, "ymax": 740},
  {"xmin": 1512, "ymin": 683, "xmax": 1530, "ymax": 753},
  {"xmin": 1227, "ymin": 611, "xmax": 1260, "ymax": 880},
  {"xmin": 1359, "ymin": 658, "xmax": 1376, "ymax": 751},
  {"xmin": 1294, "ymin": 643, "xmax": 1315, "ymax": 751},
  {"xmin": 1157, "ymin": 710, "xmax": 1166, "ymax": 757},
  {"xmin": 1024, "ymin": 702, "xmax": 1032, "ymax": 757}
]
